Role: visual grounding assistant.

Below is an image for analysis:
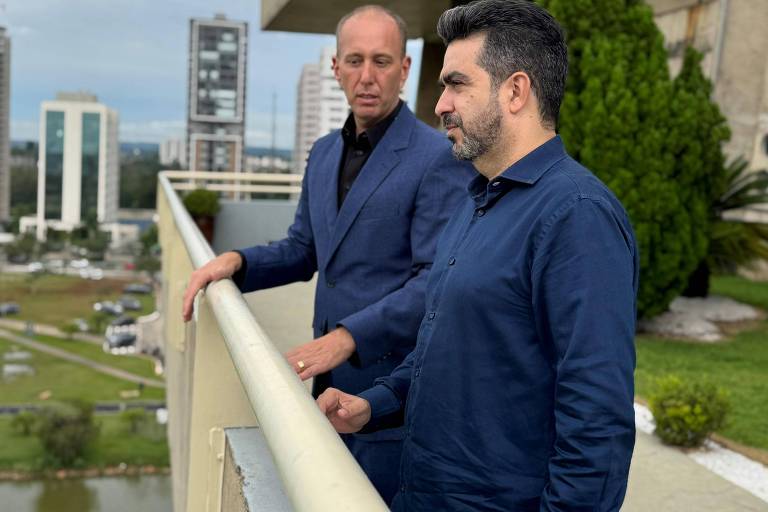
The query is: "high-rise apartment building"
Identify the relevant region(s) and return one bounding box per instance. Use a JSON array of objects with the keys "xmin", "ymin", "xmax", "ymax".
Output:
[
  {"xmin": 293, "ymin": 46, "xmax": 348, "ymax": 173},
  {"xmin": 160, "ymin": 138, "xmax": 188, "ymax": 168},
  {"xmin": 33, "ymin": 92, "xmax": 119, "ymax": 240},
  {"xmin": 187, "ymin": 14, "xmax": 248, "ymax": 173},
  {"xmin": 0, "ymin": 28, "xmax": 10, "ymax": 222}
]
